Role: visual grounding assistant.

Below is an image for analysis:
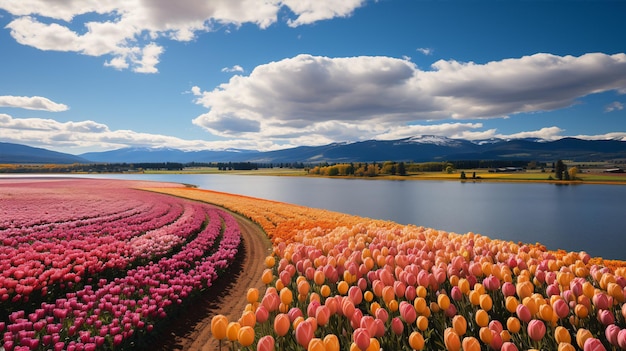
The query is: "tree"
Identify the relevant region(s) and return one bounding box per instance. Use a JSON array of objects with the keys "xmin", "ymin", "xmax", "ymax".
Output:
[
  {"xmin": 397, "ymin": 162, "xmax": 406, "ymax": 176},
  {"xmin": 555, "ymin": 160, "xmax": 566, "ymax": 180},
  {"xmin": 569, "ymin": 166, "xmax": 579, "ymax": 180}
]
